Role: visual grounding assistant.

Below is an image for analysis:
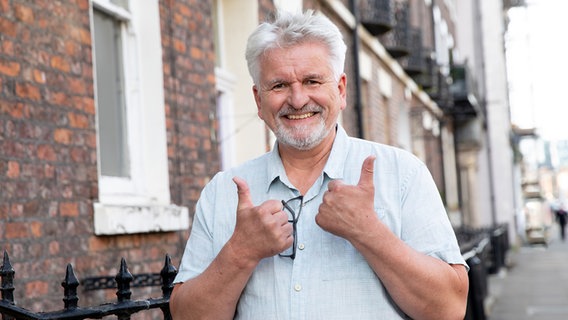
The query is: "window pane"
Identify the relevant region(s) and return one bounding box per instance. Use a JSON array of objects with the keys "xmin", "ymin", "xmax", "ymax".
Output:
[
  {"xmin": 93, "ymin": 9, "xmax": 130, "ymax": 178},
  {"xmin": 111, "ymin": 0, "xmax": 129, "ymax": 11}
]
